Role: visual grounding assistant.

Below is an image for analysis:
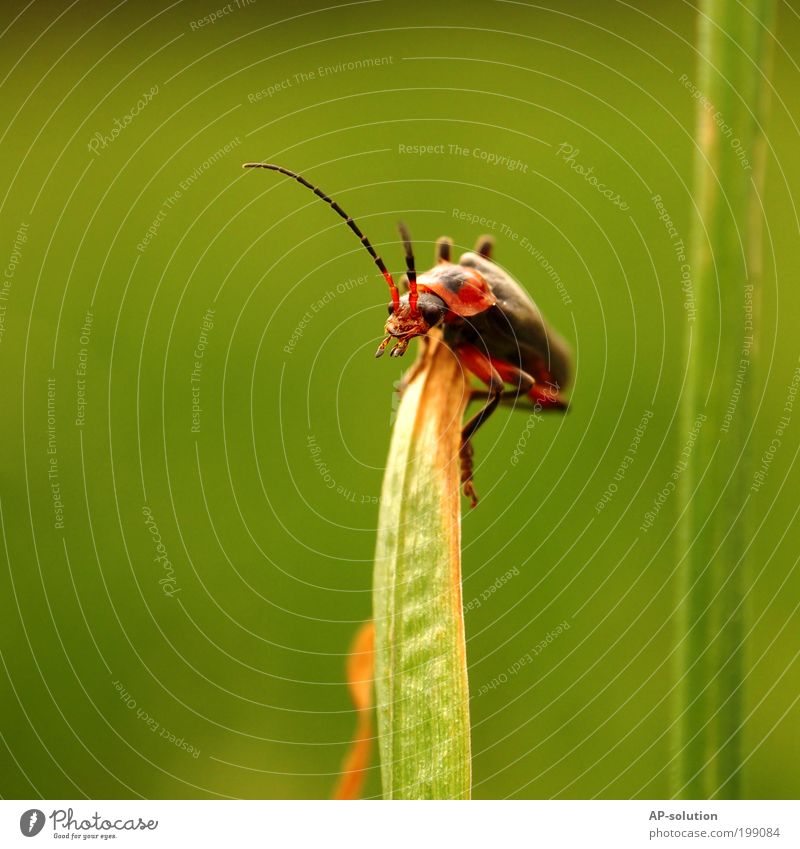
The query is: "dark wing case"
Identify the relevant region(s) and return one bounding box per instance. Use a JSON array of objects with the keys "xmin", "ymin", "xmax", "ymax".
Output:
[{"xmin": 455, "ymin": 251, "xmax": 572, "ymax": 390}]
